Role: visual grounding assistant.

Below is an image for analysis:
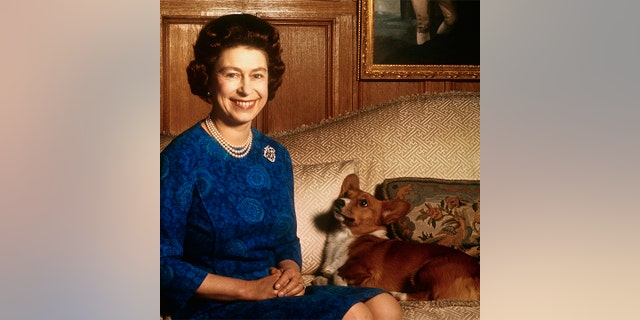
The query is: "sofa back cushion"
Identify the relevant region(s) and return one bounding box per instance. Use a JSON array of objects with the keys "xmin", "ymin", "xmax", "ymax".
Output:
[{"xmin": 273, "ymin": 92, "xmax": 480, "ymax": 193}]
